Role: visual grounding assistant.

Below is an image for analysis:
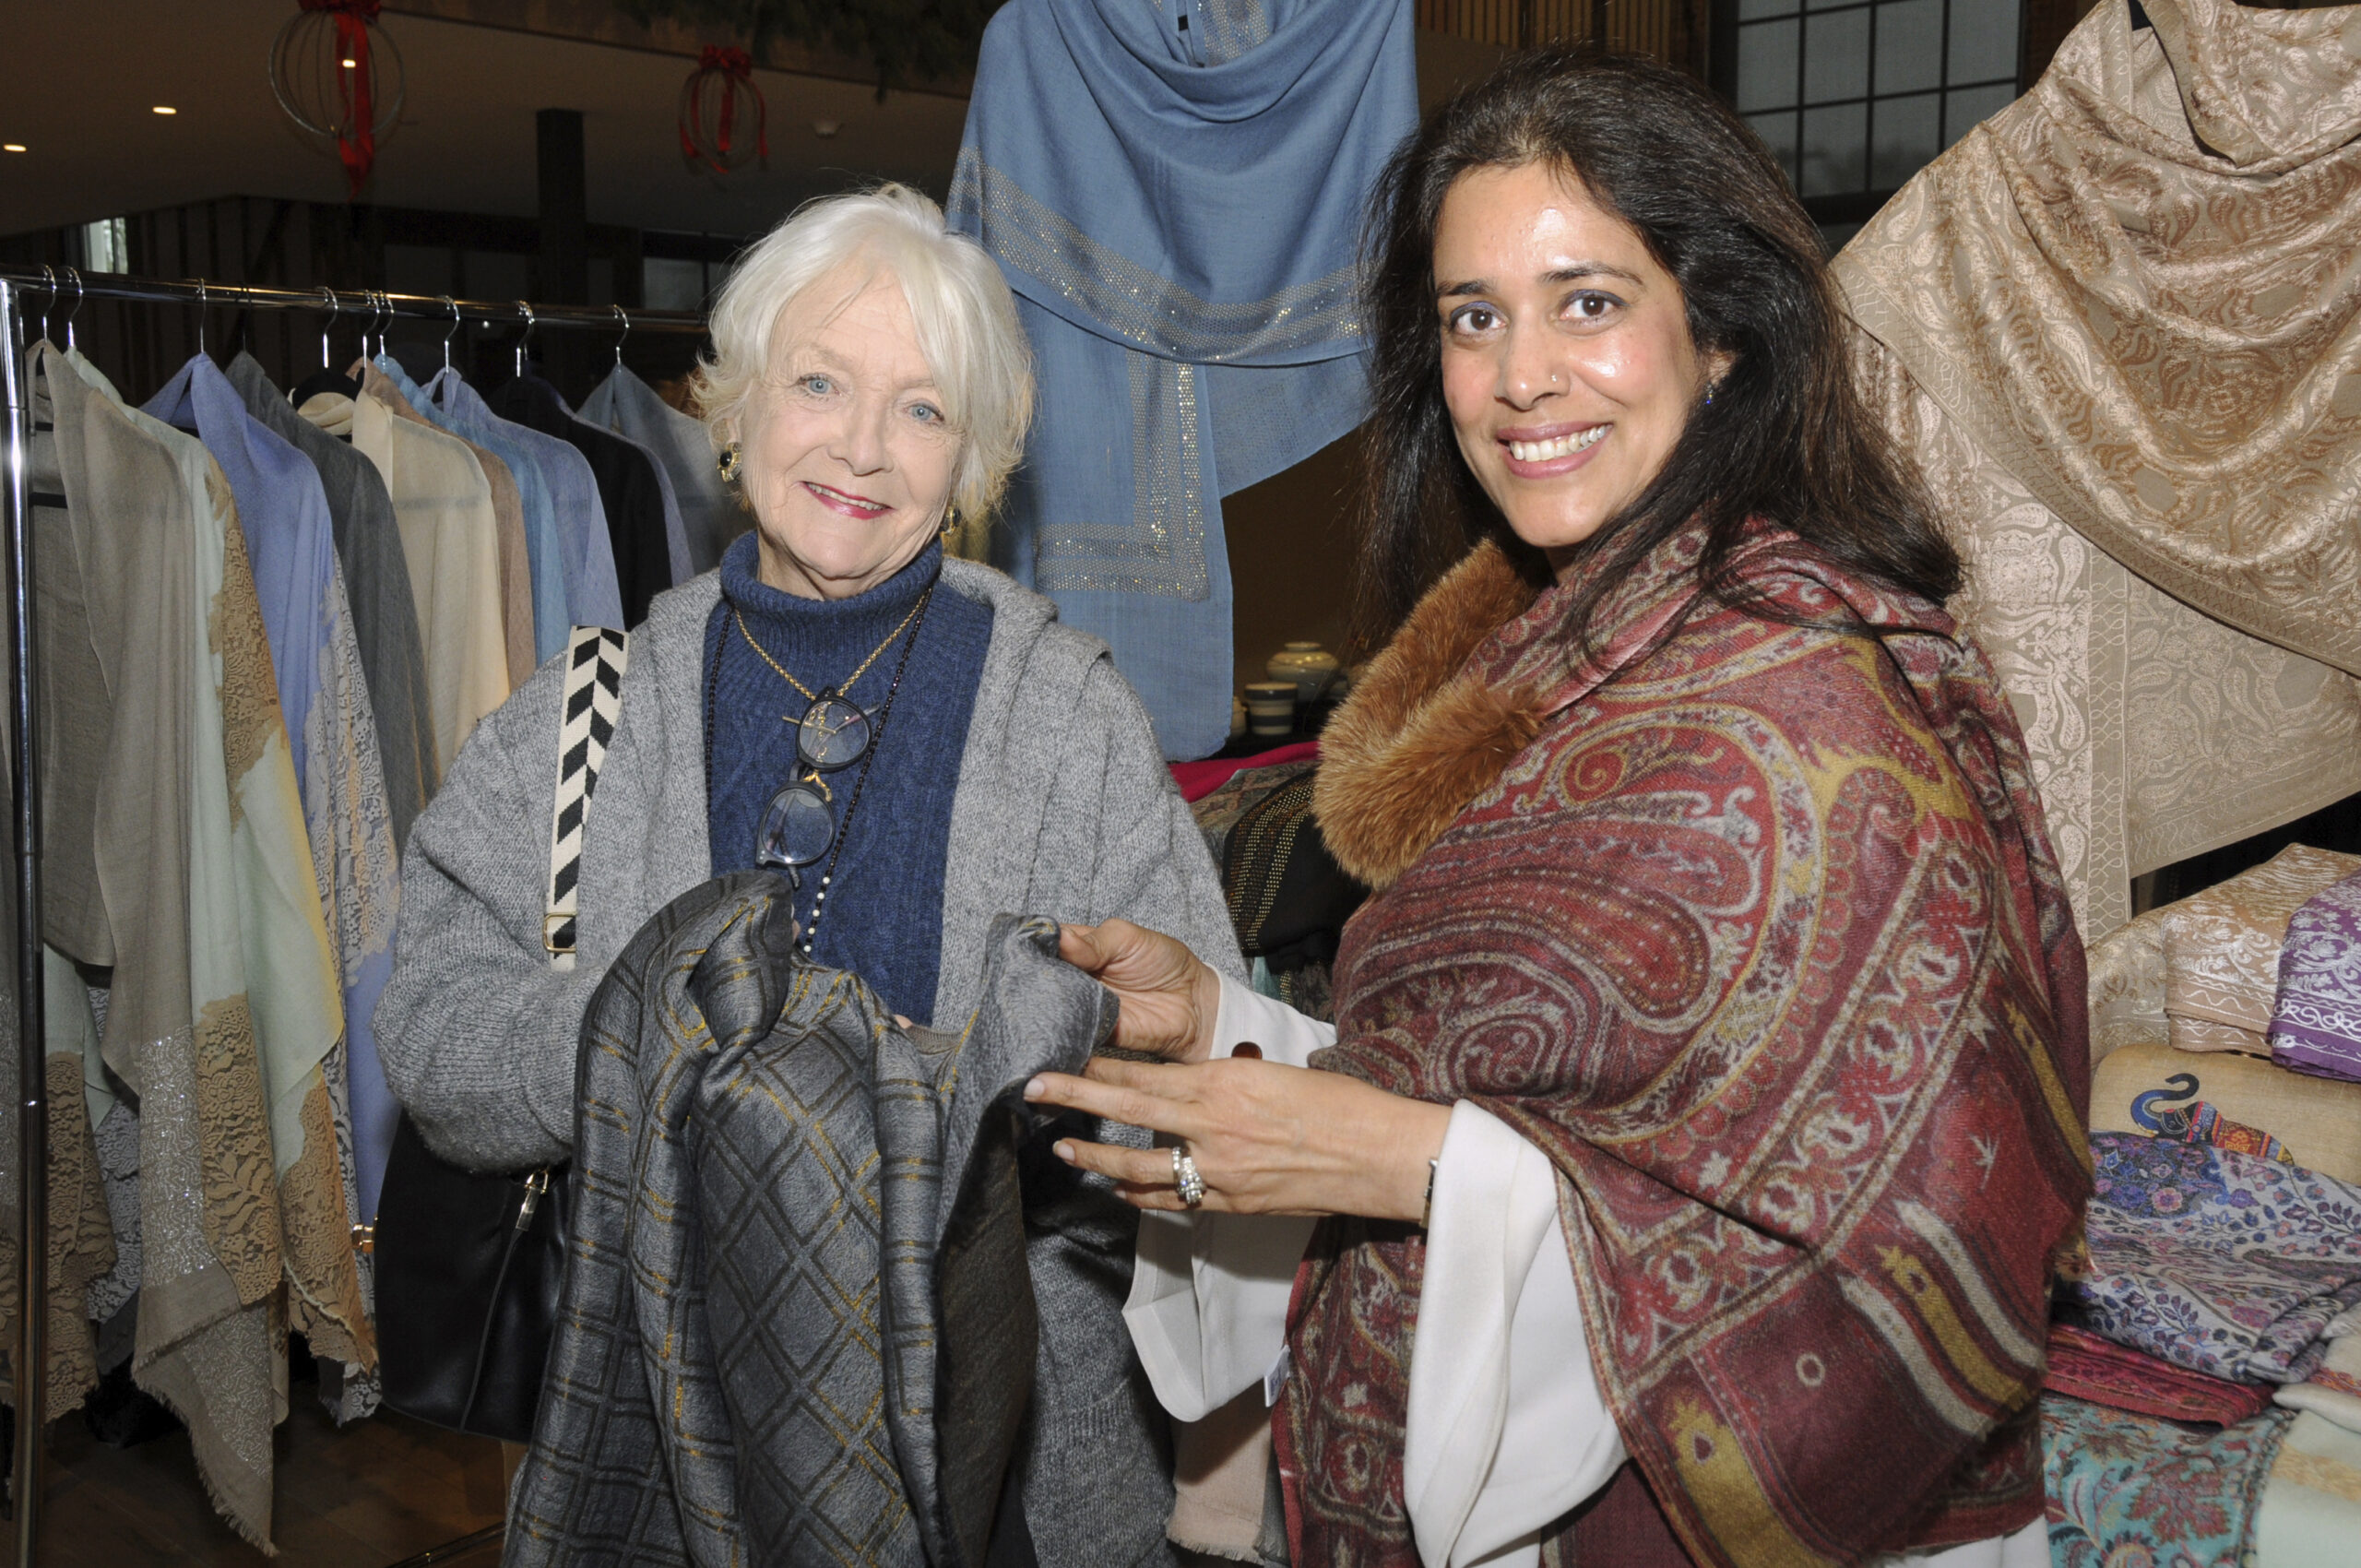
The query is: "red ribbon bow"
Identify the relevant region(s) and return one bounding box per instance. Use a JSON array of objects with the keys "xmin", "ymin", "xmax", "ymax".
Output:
[
  {"xmin": 300, "ymin": 0, "xmax": 383, "ymax": 196},
  {"xmin": 681, "ymin": 44, "xmax": 768, "ymax": 174}
]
